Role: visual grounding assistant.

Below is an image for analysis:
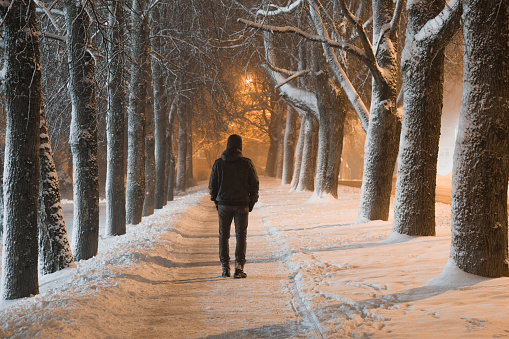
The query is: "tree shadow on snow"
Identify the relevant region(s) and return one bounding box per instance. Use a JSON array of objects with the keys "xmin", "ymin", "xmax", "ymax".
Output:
[
  {"xmin": 201, "ymin": 320, "xmax": 307, "ymax": 339},
  {"xmin": 281, "ymin": 222, "xmax": 356, "ymax": 233},
  {"xmin": 314, "ymin": 277, "xmax": 493, "ymax": 326},
  {"xmin": 300, "ymin": 235, "xmax": 414, "ymax": 255},
  {"xmin": 121, "ymin": 273, "xmax": 227, "ymax": 285}
]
